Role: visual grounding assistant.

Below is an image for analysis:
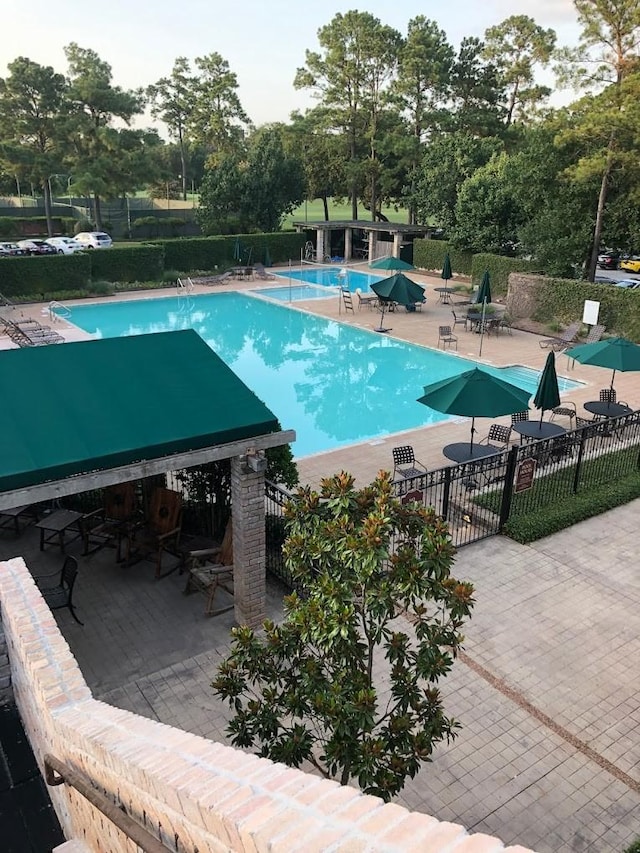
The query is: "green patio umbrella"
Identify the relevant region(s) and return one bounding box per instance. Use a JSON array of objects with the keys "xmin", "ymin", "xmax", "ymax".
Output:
[
  {"xmin": 441, "ymin": 253, "xmax": 452, "ymax": 282},
  {"xmin": 417, "ymin": 366, "xmax": 531, "ymax": 449},
  {"xmin": 263, "ymin": 246, "xmax": 272, "ymax": 267},
  {"xmin": 475, "ymin": 270, "xmax": 492, "ymax": 305},
  {"xmin": 533, "ymin": 352, "xmax": 561, "ymax": 426},
  {"xmin": 371, "ymin": 273, "xmax": 426, "ymax": 332},
  {"xmin": 370, "ymin": 256, "xmax": 414, "ymax": 271},
  {"xmin": 565, "ymin": 336, "xmax": 640, "ymax": 389}
]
